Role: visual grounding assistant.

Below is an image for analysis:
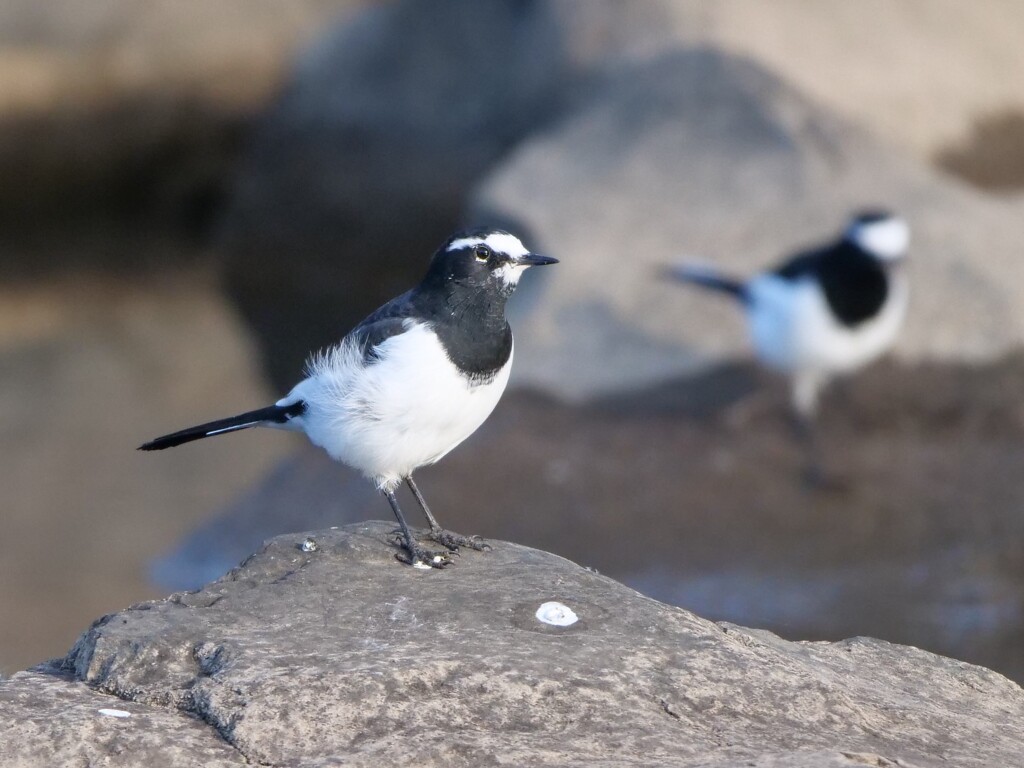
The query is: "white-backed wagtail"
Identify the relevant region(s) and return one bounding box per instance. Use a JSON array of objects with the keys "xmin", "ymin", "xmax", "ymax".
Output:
[
  {"xmin": 141, "ymin": 229, "xmax": 557, "ymax": 568},
  {"xmin": 667, "ymin": 211, "xmax": 909, "ymax": 482}
]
